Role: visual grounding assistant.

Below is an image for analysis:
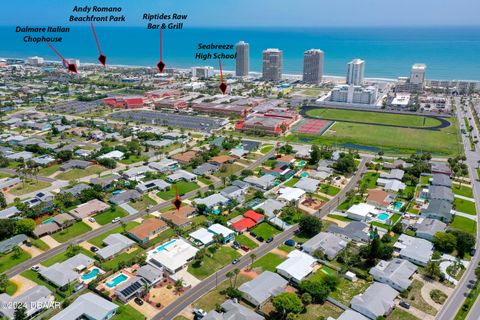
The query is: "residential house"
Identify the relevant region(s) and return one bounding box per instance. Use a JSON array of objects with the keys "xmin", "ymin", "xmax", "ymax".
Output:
[
  {"xmin": 208, "ymin": 223, "xmax": 235, "ymax": 243},
  {"xmin": 0, "ymin": 206, "xmax": 20, "ymax": 219},
  {"xmin": 190, "ymin": 228, "xmax": 215, "ymax": 246},
  {"xmin": 430, "ymin": 162, "xmax": 452, "ymax": 176},
  {"xmin": 369, "ymin": 258, "xmax": 418, "ymax": 291},
  {"xmin": 276, "ymin": 155, "xmax": 295, "ymax": 166},
  {"xmin": 110, "ymin": 189, "xmax": 142, "ymax": 205},
  {"xmin": 50, "ymin": 292, "xmax": 118, "ymax": 320},
  {"xmin": 244, "ymin": 175, "xmax": 276, "ymax": 190},
  {"xmin": 262, "ymin": 164, "xmax": 295, "ymax": 178},
  {"xmin": 69, "ymin": 199, "xmax": 110, "ymax": 220},
  {"xmin": 302, "ymin": 232, "xmax": 348, "ymax": 260},
  {"xmin": 136, "ymin": 264, "xmax": 163, "ymax": 286},
  {"xmin": 32, "ymin": 155, "xmax": 56, "ymax": 166},
  {"xmin": 115, "ymin": 276, "xmax": 146, "ymax": 303},
  {"xmin": 204, "ymin": 299, "xmax": 265, "ymax": 320},
  {"xmin": 351, "ymin": 282, "xmax": 398, "ymax": 320},
  {"xmin": 346, "ymin": 203, "xmax": 378, "ymax": 221},
  {"xmin": 60, "ymin": 160, "xmax": 92, "ymax": 171},
  {"xmin": 420, "ymin": 199, "xmax": 453, "ymax": 222},
  {"xmin": 123, "ymin": 165, "xmax": 154, "ymax": 180},
  {"xmin": 332, "ymin": 310, "xmax": 369, "ymax": 320},
  {"xmin": 161, "ymin": 205, "xmax": 196, "ymax": 228},
  {"xmin": 220, "ymin": 184, "xmax": 248, "ymax": 203},
  {"xmin": 98, "ymin": 150, "xmax": 124, "ymax": 160},
  {"xmin": 209, "ymin": 155, "xmax": 236, "ymax": 166},
  {"xmin": 255, "ymin": 199, "xmax": 285, "ymax": 219},
  {"xmin": 6, "ymin": 151, "xmax": 33, "ymax": 161},
  {"xmin": 231, "ymin": 210, "xmax": 263, "ymax": 233},
  {"xmin": 166, "ymin": 170, "xmax": 197, "ymax": 183},
  {"xmin": 276, "ymin": 250, "xmax": 316, "ymax": 283},
  {"xmin": 383, "ymin": 159, "xmax": 411, "ymax": 170},
  {"xmin": 61, "ymin": 183, "xmax": 91, "ymax": 197},
  {"xmin": 0, "ymin": 285, "xmax": 53, "ymax": 320},
  {"xmin": 128, "ymin": 219, "xmax": 168, "ymax": 244},
  {"xmin": 431, "ymin": 174, "xmax": 452, "ymax": 188},
  {"xmin": 317, "ymin": 160, "xmax": 335, "ymax": 175},
  {"xmin": 294, "ymin": 177, "xmax": 320, "ymax": 193},
  {"xmin": 230, "ymin": 148, "xmax": 249, "ymax": 158},
  {"xmin": 136, "ymin": 179, "xmax": 171, "ymax": 193},
  {"xmin": 147, "ymin": 238, "xmax": 198, "ymax": 274},
  {"xmin": 90, "ymin": 174, "xmax": 120, "ymax": 189},
  {"xmin": 238, "ymin": 271, "xmax": 288, "ymax": 306},
  {"xmin": 0, "ymin": 177, "xmax": 21, "ymax": 190},
  {"xmin": 394, "ymin": 234, "xmax": 434, "ymax": 266},
  {"xmin": 327, "ymin": 221, "xmax": 370, "ymax": 243},
  {"xmin": 148, "ymin": 158, "xmax": 178, "ymax": 173},
  {"xmin": 0, "ymin": 234, "xmax": 27, "ymax": 254},
  {"xmin": 193, "ymin": 163, "xmax": 218, "ymax": 176},
  {"xmin": 39, "ymin": 254, "xmax": 94, "ymax": 288},
  {"xmin": 293, "ymin": 145, "xmax": 311, "ymax": 159},
  {"xmin": 241, "ymin": 140, "xmax": 261, "ymax": 151},
  {"xmin": 96, "ymin": 233, "xmax": 135, "ymax": 260},
  {"xmin": 171, "ymin": 150, "xmax": 199, "ymax": 165},
  {"xmin": 427, "ymin": 185, "xmax": 454, "ymax": 203},
  {"xmin": 277, "ymin": 187, "xmax": 306, "ymax": 204},
  {"xmin": 366, "ymin": 189, "xmax": 394, "ymax": 208},
  {"xmin": 414, "ymin": 218, "xmax": 447, "ymax": 241},
  {"xmin": 194, "ymin": 193, "xmax": 230, "ymax": 209}
]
